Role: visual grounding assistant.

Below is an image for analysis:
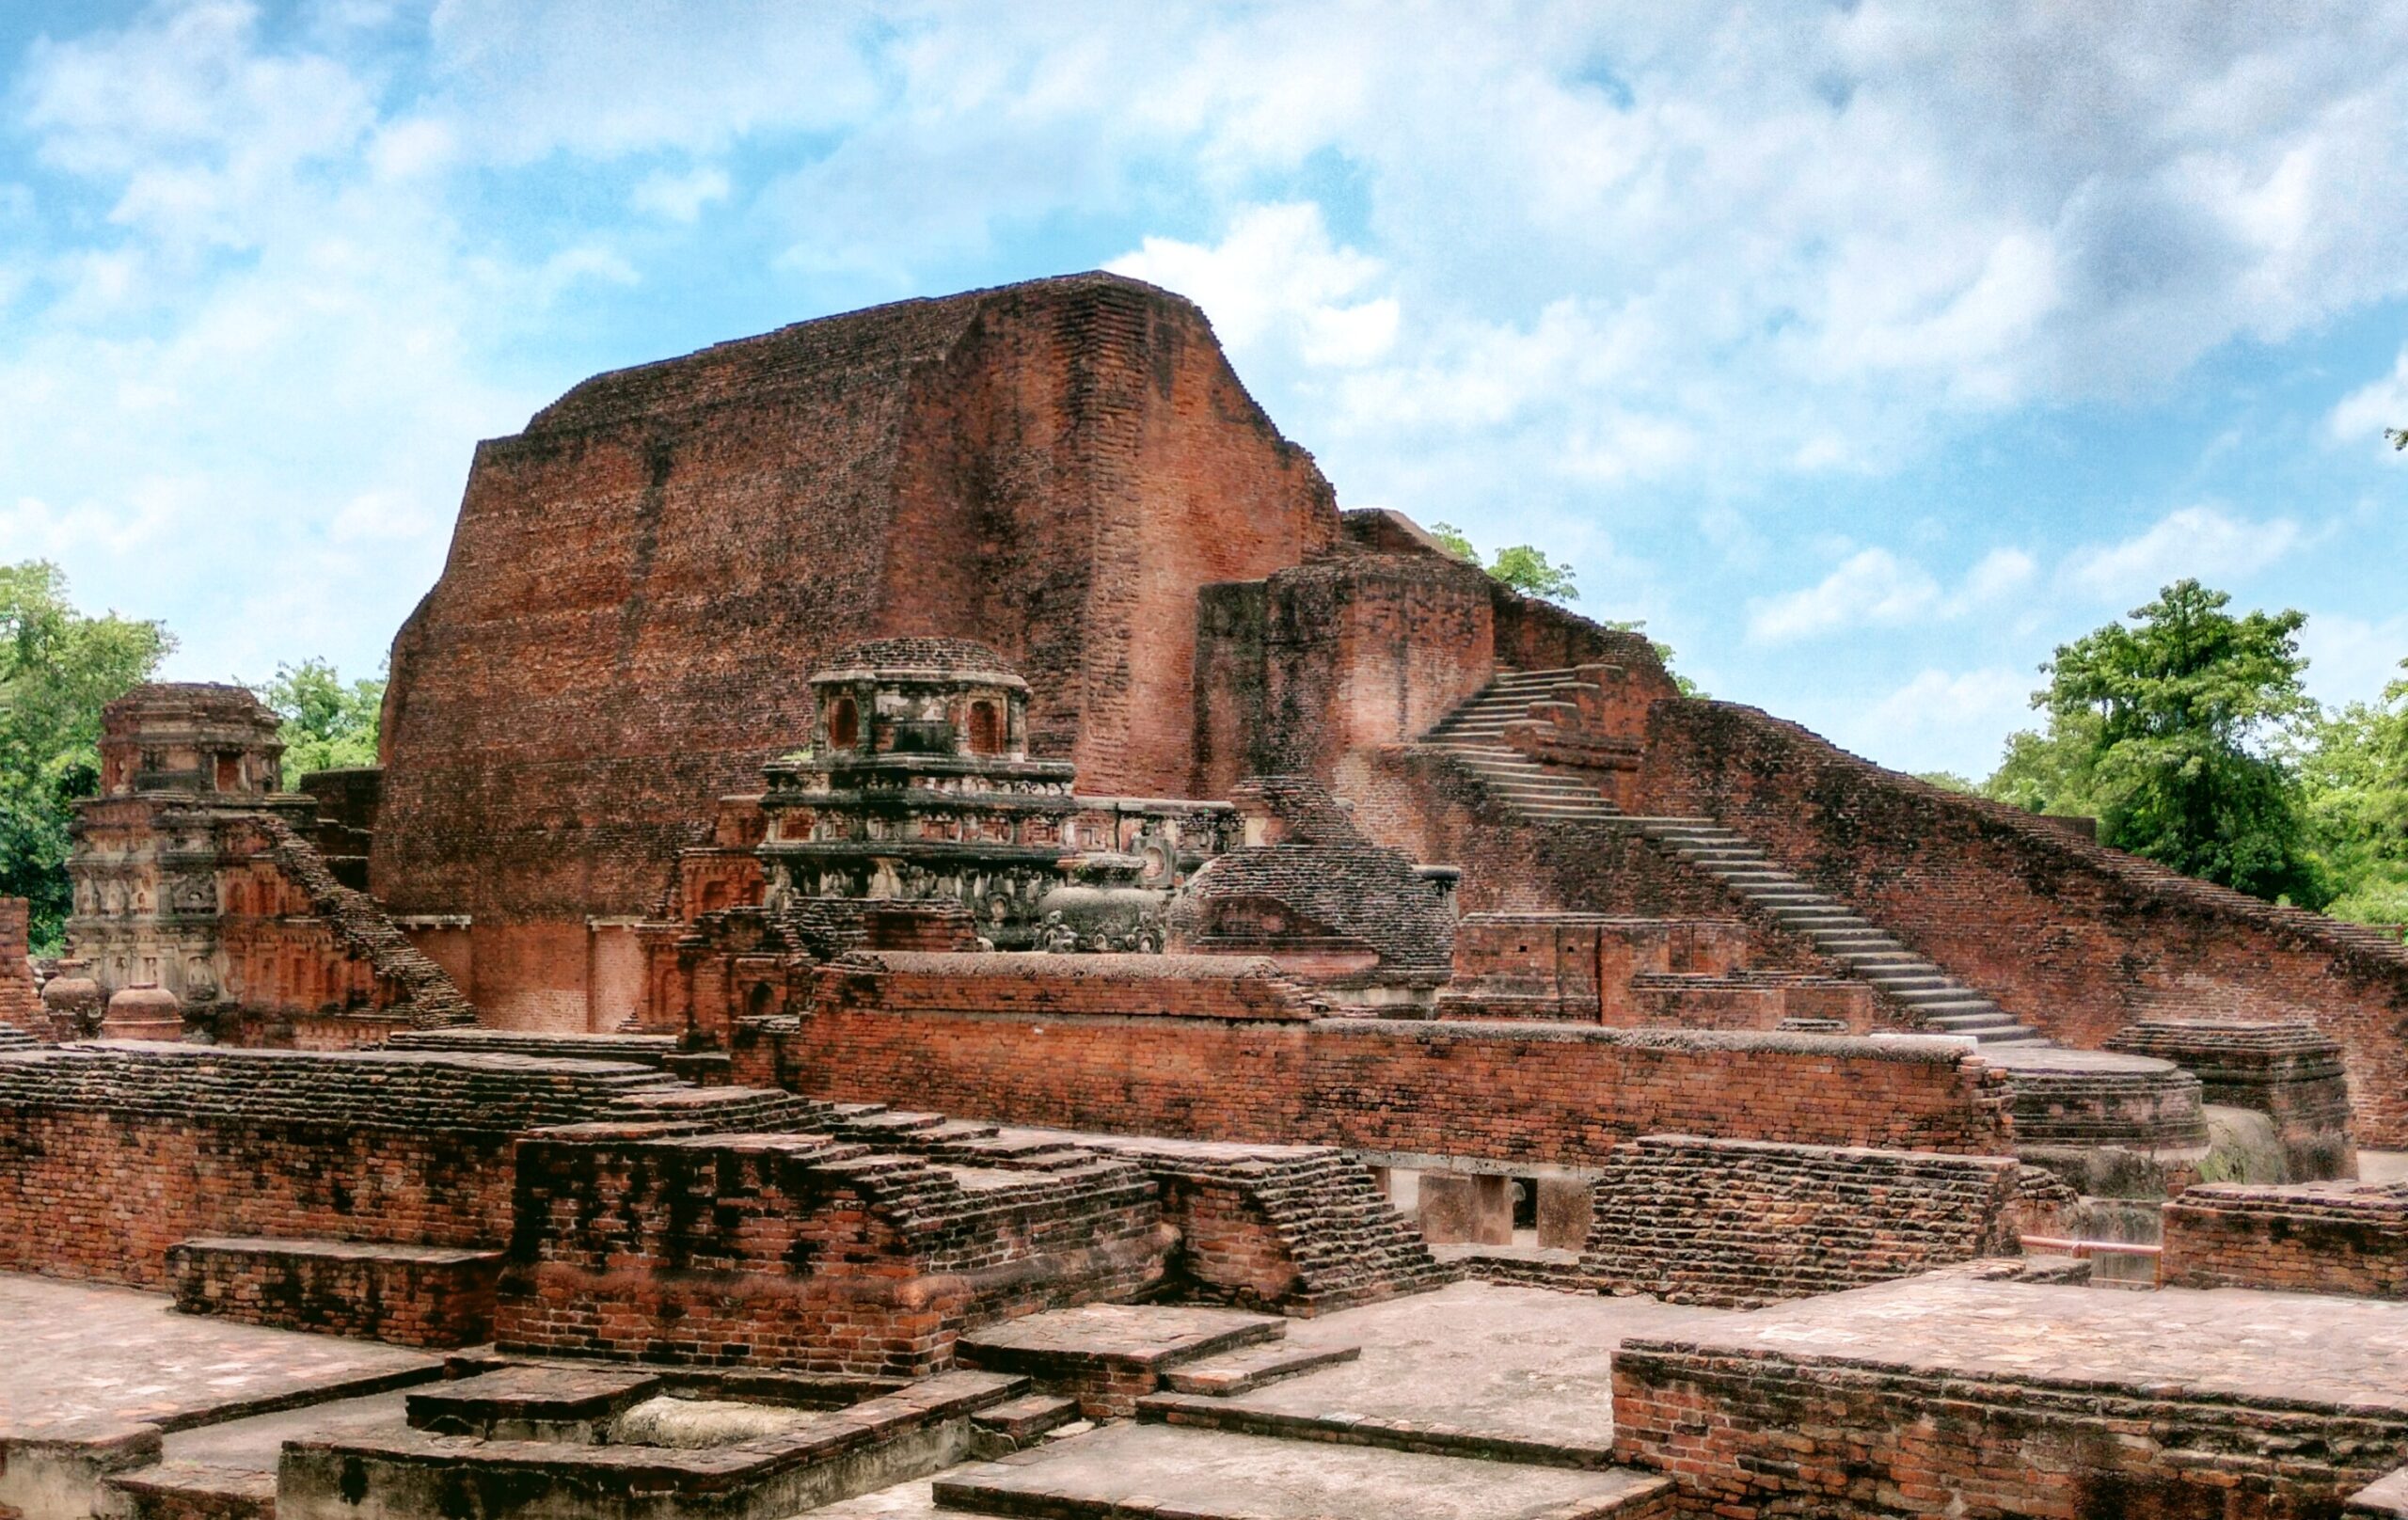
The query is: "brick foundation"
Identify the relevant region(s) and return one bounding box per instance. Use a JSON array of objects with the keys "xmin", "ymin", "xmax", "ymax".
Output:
[
  {"xmin": 2162, "ymin": 1180, "xmax": 2408, "ymax": 1297},
  {"xmin": 788, "ymin": 953, "xmax": 2011, "ymax": 1165},
  {"xmin": 494, "ymin": 1125, "xmax": 1174, "ymax": 1376},
  {"xmin": 1578, "ymin": 1134, "xmax": 2022, "ymax": 1307},
  {"xmin": 166, "ymin": 1236, "xmax": 503, "ymax": 1348}
]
